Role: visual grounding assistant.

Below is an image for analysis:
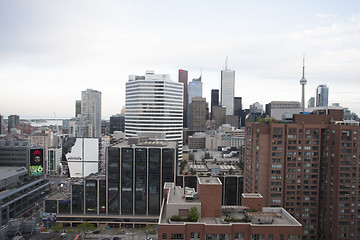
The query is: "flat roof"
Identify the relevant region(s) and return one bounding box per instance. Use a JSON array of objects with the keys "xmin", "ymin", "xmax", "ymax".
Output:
[
  {"xmin": 198, "ymin": 177, "xmax": 222, "ymax": 185},
  {"xmin": 0, "ymin": 166, "xmax": 27, "ymax": 180},
  {"xmin": 167, "ymin": 185, "xmax": 198, "ymax": 204}
]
